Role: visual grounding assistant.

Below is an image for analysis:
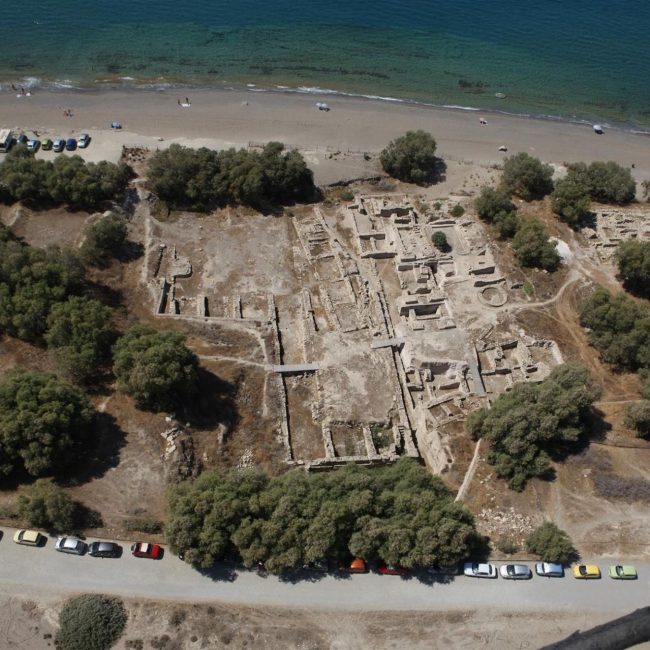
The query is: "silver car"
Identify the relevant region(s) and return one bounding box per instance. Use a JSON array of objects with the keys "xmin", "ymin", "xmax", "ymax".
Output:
[
  {"xmin": 500, "ymin": 564, "xmax": 532, "ymax": 580},
  {"xmin": 55, "ymin": 537, "xmax": 87, "ymax": 555},
  {"xmin": 463, "ymin": 562, "xmax": 497, "ymax": 578},
  {"xmin": 535, "ymin": 562, "xmax": 564, "ymax": 577}
]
